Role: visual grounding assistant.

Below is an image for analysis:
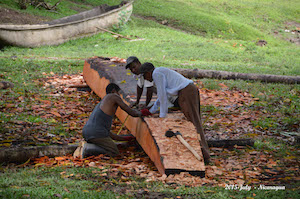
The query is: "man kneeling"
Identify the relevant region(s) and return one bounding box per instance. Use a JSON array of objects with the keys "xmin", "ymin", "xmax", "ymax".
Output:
[{"xmin": 75, "ymin": 83, "xmax": 142, "ymax": 158}]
